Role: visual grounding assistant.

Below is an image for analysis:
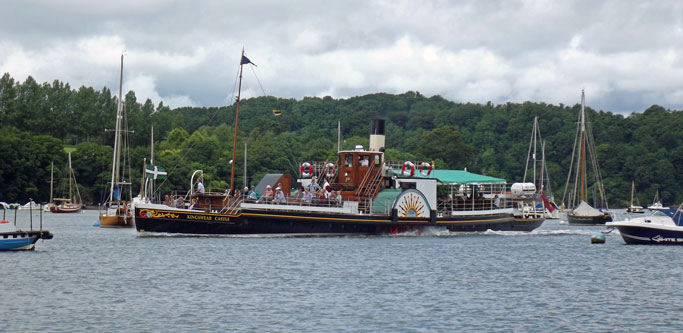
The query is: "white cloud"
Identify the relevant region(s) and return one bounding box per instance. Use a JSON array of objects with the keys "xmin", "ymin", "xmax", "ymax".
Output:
[
  {"xmin": 1, "ymin": 0, "xmax": 683, "ymax": 113},
  {"xmin": 126, "ymin": 74, "xmax": 196, "ymax": 108}
]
